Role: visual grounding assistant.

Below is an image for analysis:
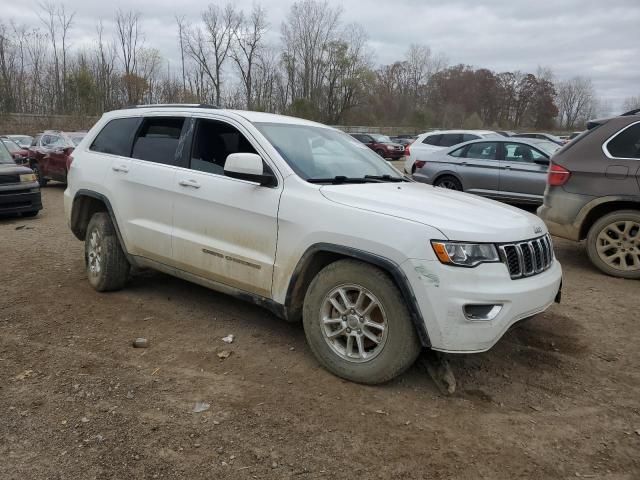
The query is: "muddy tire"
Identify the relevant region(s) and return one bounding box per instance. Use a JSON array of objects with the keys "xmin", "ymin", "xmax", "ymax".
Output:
[
  {"xmin": 85, "ymin": 212, "xmax": 130, "ymax": 291},
  {"xmin": 586, "ymin": 210, "xmax": 640, "ymax": 279},
  {"xmin": 302, "ymin": 259, "xmax": 421, "ymax": 384}
]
